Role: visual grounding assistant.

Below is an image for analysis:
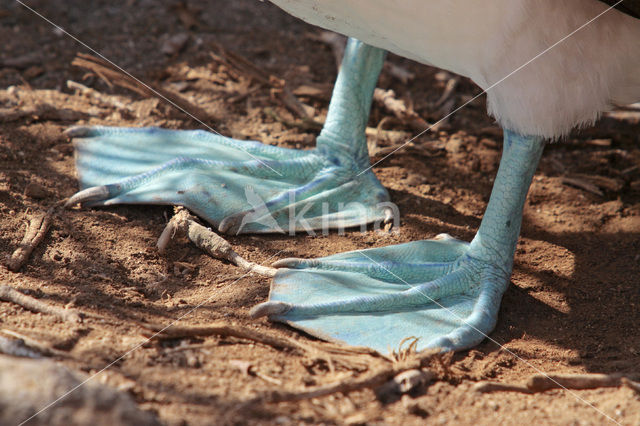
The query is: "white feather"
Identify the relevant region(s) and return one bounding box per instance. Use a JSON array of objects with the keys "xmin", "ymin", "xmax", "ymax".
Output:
[{"xmin": 270, "ymin": 0, "xmax": 640, "ymax": 138}]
